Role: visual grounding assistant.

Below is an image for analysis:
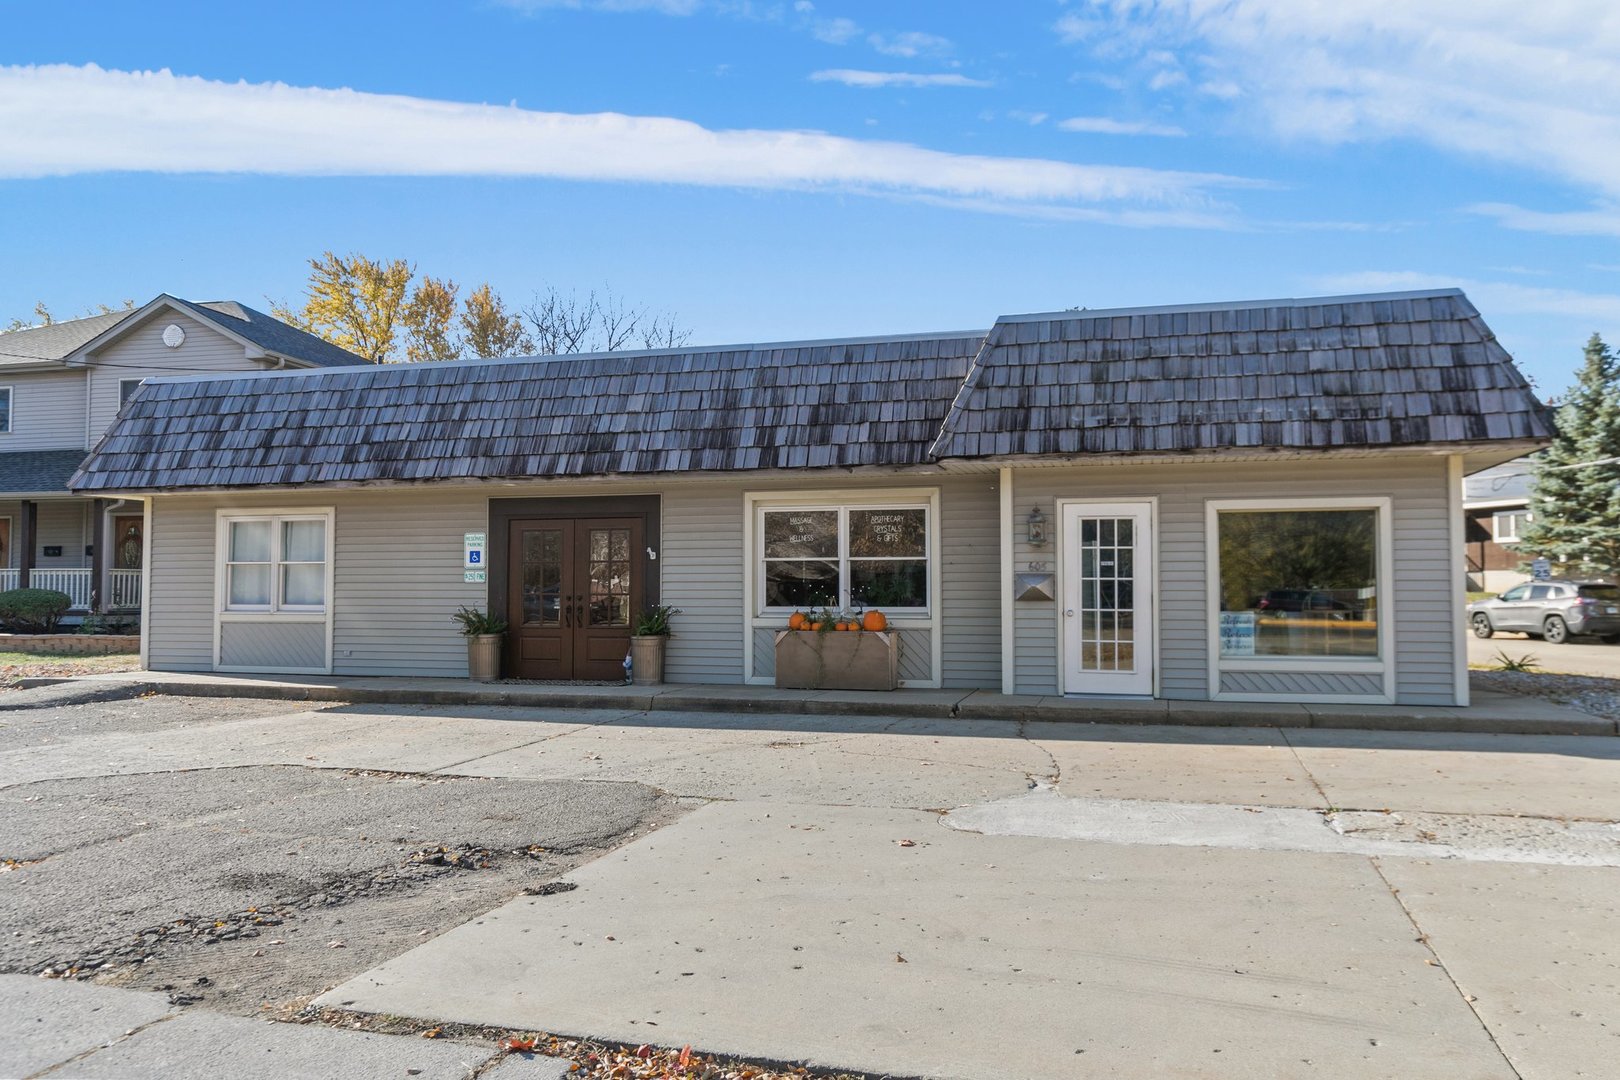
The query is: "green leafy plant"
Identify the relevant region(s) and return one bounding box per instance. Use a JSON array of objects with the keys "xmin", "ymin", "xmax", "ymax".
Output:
[
  {"xmin": 1491, "ymin": 649, "xmax": 1540, "ymax": 673},
  {"xmin": 0, "ymin": 588, "xmax": 74, "ymax": 634},
  {"xmin": 77, "ymin": 614, "xmax": 136, "ymax": 636},
  {"xmin": 450, "ymin": 606, "xmax": 507, "ymax": 636},
  {"xmin": 633, "ymin": 604, "xmax": 681, "ymax": 636}
]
